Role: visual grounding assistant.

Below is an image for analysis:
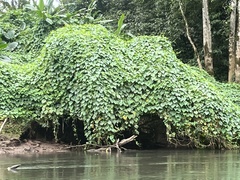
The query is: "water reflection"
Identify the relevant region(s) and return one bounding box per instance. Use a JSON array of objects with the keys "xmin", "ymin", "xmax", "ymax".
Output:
[{"xmin": 0, "ymin": 150, "xmax": 240, "ymax": 179}]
